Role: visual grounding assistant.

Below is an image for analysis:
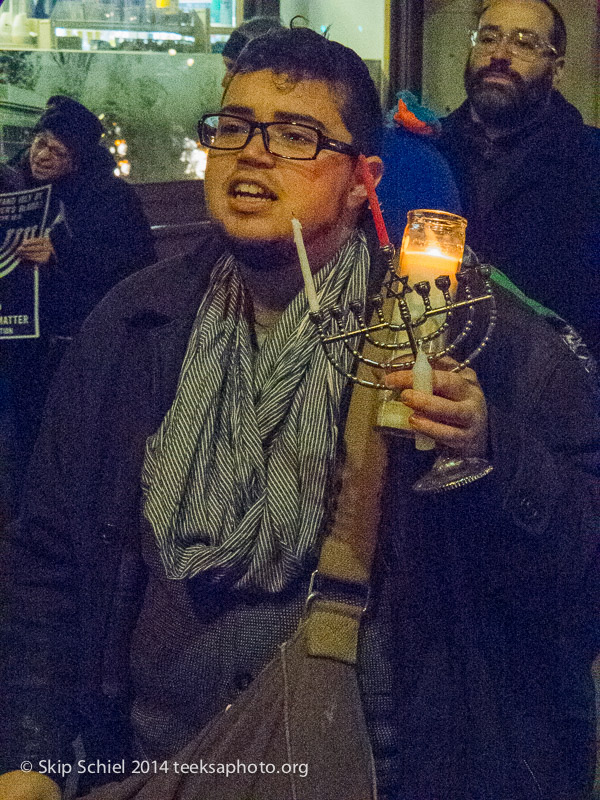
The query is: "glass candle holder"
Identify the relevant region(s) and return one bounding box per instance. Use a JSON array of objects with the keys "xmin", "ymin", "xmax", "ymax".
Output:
[
  {"xmin": 376, "ymin": 210, "xmax": 467, "ymax": 435},
  {"xmin": 400, "ymin": 208, "xmax": 467, "ymax": 309}
]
